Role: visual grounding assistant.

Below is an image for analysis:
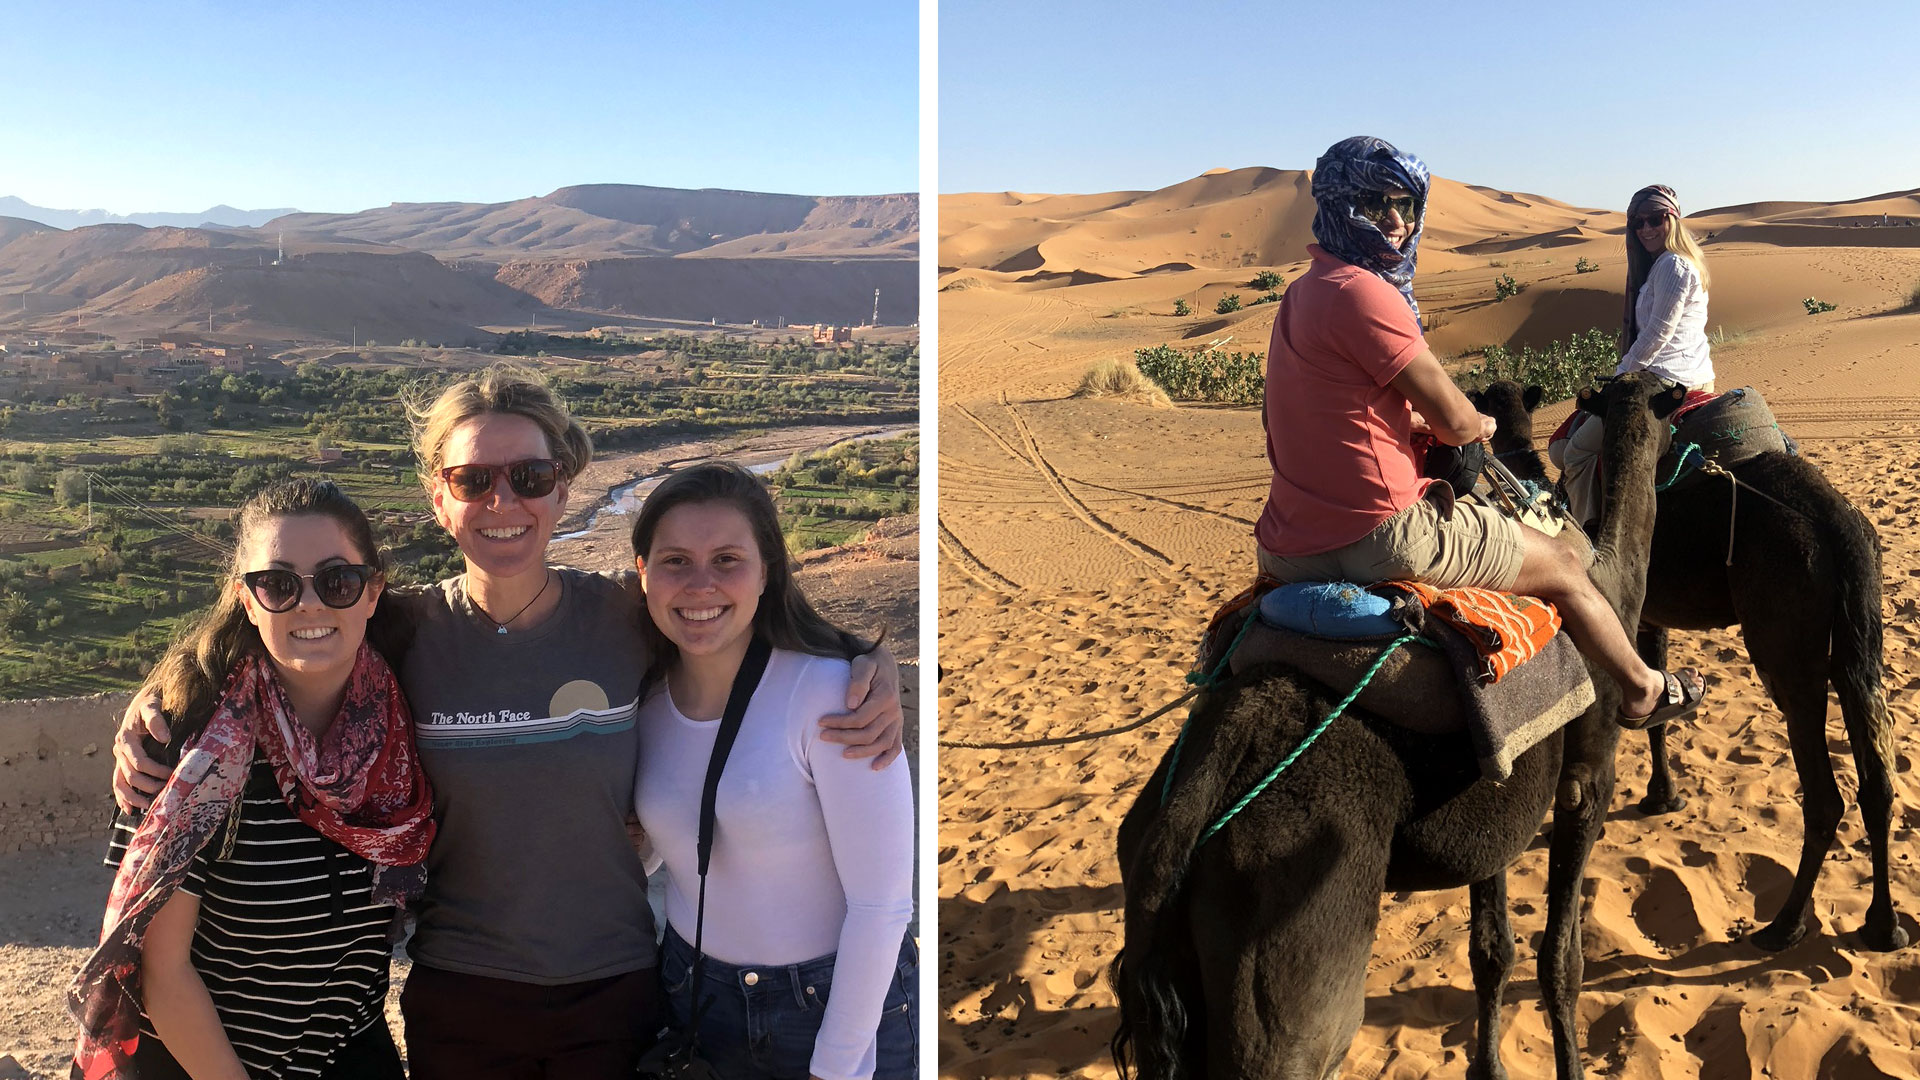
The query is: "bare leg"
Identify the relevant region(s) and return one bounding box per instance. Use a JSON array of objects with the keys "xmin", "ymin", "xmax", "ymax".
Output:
[{"xmin": 1511, "ymin": 528, "xmax": 1666, "ymax": 717}]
